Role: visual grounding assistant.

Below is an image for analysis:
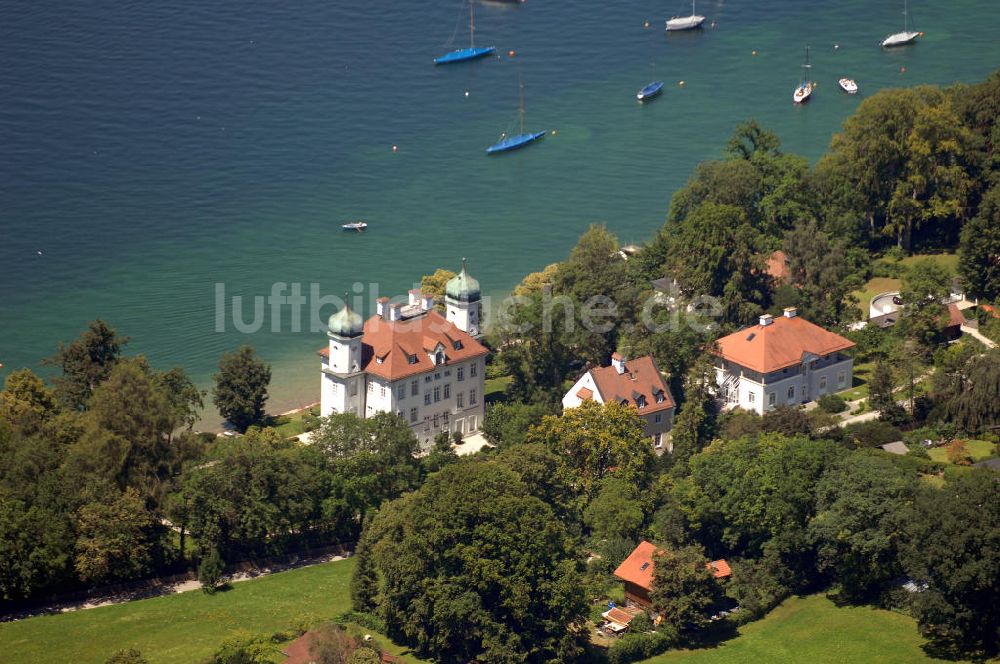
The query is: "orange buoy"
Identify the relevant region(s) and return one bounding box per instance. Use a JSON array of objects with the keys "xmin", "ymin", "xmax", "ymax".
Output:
[{"xmin": 508, "ymin": 50, "xmax": 516, "ymax": 57}]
